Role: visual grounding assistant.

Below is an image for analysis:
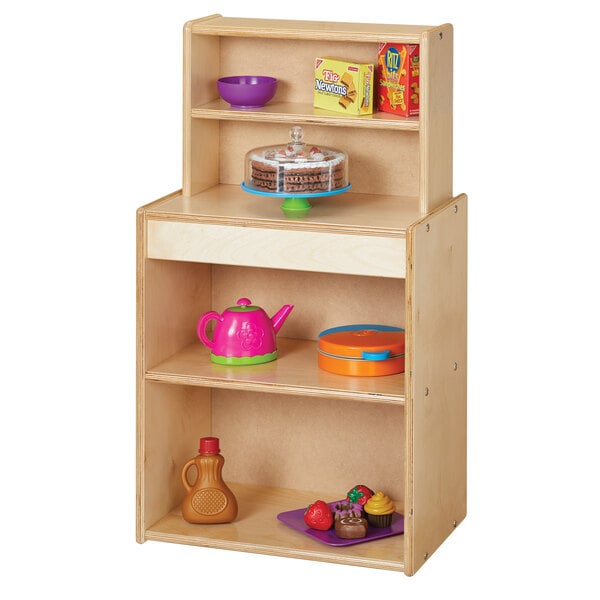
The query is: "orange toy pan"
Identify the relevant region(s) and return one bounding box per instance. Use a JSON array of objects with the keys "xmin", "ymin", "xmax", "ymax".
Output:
[{"xmin": 317, "ymin": 324, "xmax": 405, "ymax": 377}]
